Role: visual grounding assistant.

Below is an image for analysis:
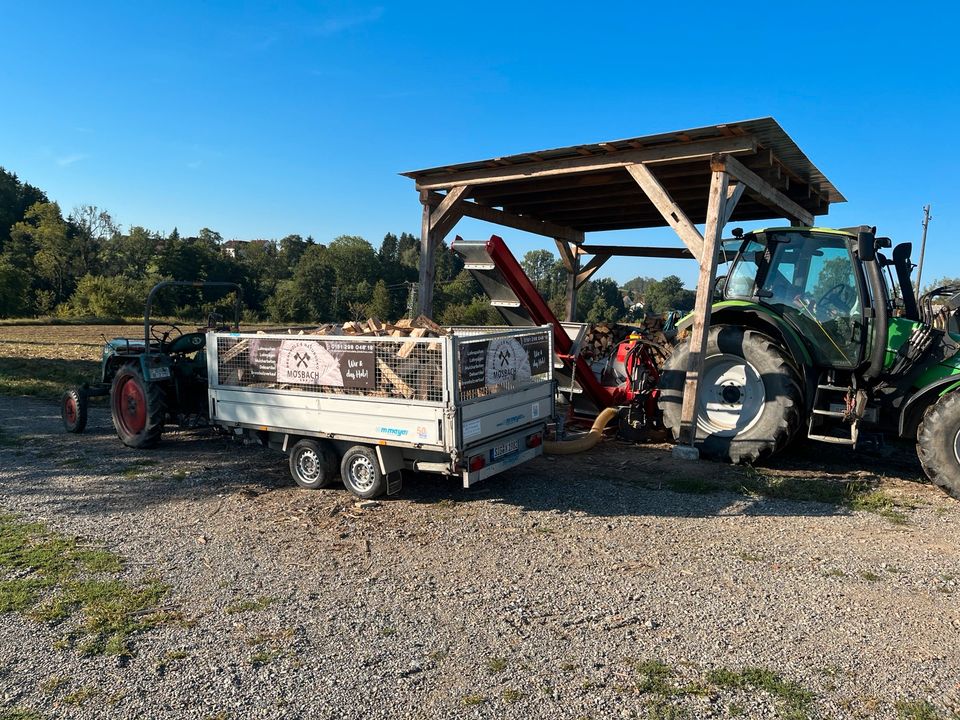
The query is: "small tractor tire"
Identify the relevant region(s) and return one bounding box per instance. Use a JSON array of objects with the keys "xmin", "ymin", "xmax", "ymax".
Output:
[
  {"xmin": 917, "ymin": 391, "xmax": 960, "ymax": 499},
  {"xmin": 658, "ymin": 325, "xmax": 804, "ymax": 464},
  {"xmin": 340, "ymin": 445, "xmax": 386, "ymax": 499},
  {"xmin": 61, "ymin": 388, "xmax": 88, "ymax": 434},
  {"xmin": 288, "ymin": 438, "xmax": 338, "ymax": 490},
  {"xmin": 110, "ymin": 364, "xmax": 165, "ymax": 449}
]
